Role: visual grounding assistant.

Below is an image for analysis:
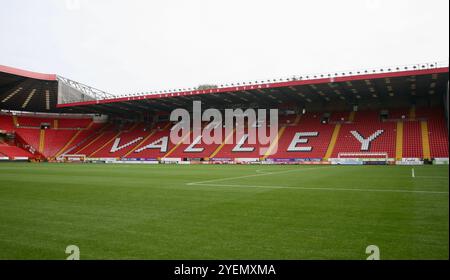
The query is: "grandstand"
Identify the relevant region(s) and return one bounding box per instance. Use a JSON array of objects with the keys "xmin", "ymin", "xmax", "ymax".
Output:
[
  {"xmin": 0, "ymin": 62, "xmax": 449, "ymax": 261},
  {"xmin": 0, "ymin": 63, "xmax": 448, "ymax": 165}
]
